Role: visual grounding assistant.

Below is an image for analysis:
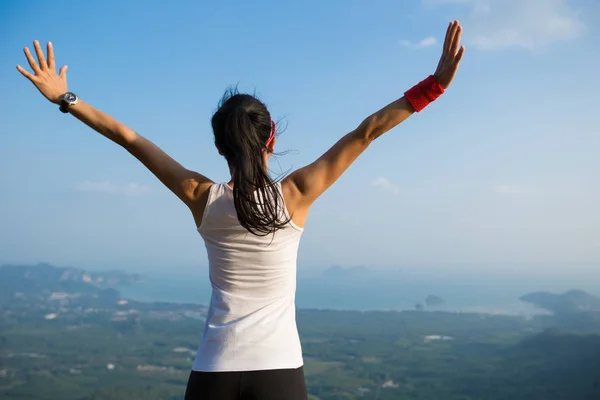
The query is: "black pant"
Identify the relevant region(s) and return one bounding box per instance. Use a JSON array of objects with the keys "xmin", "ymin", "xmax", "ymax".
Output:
[{"xmin": 184, "ymin": 367, "xmax": 308, "ymax": 400}]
